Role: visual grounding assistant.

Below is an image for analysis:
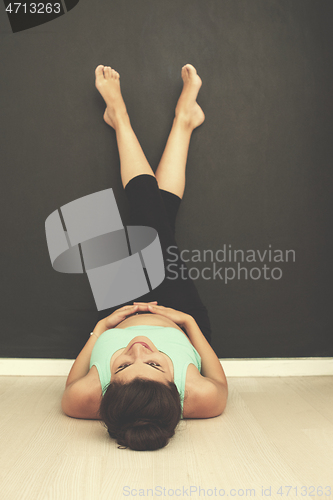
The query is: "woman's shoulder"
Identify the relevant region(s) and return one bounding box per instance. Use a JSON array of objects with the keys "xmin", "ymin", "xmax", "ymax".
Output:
[{"xmin": 183, "ymin": 364, "xmax": 227, "ymax": 418}]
